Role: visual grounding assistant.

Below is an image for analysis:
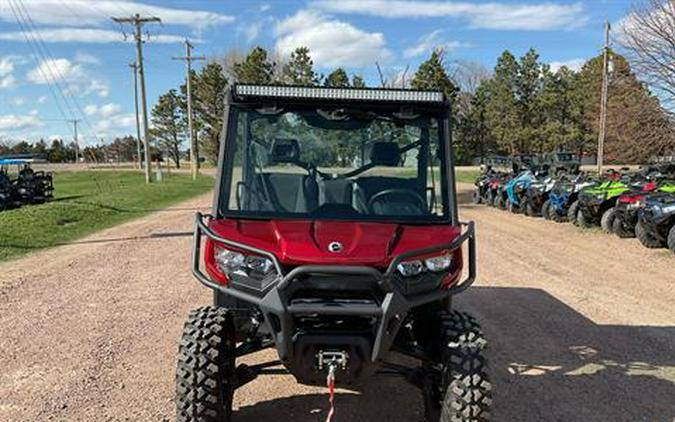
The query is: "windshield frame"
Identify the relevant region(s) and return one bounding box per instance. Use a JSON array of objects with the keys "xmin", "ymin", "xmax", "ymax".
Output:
[{"xmin": 214, "ymin": 95, "xmax": 456, "ymax": 225}]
